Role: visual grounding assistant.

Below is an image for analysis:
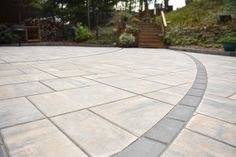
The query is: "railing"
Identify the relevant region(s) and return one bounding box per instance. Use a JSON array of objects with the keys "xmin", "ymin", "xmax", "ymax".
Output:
[{"xmin": 160, "ymin": 10, "xmax": 167, "ymax": 36}]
